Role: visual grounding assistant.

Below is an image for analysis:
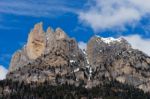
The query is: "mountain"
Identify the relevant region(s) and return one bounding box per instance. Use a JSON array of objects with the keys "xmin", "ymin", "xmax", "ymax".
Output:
[
  {"xmin": 87, "ymin": 36, "xmax": 150, "ymax": 92},
  {"xmin": 1, "ymin": 22, "xmax": 150, "ymax": 98}
]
